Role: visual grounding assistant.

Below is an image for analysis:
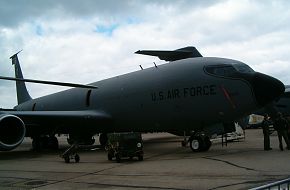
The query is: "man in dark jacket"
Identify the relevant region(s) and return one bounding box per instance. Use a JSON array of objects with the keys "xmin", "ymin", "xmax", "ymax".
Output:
[
  {"xmin": 262, "ymin": 114, "xmax": 272, "ymax": 150},
  {"xmin": 274, "ymin": 112, "xmax": 290, "ymax": 151}
]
